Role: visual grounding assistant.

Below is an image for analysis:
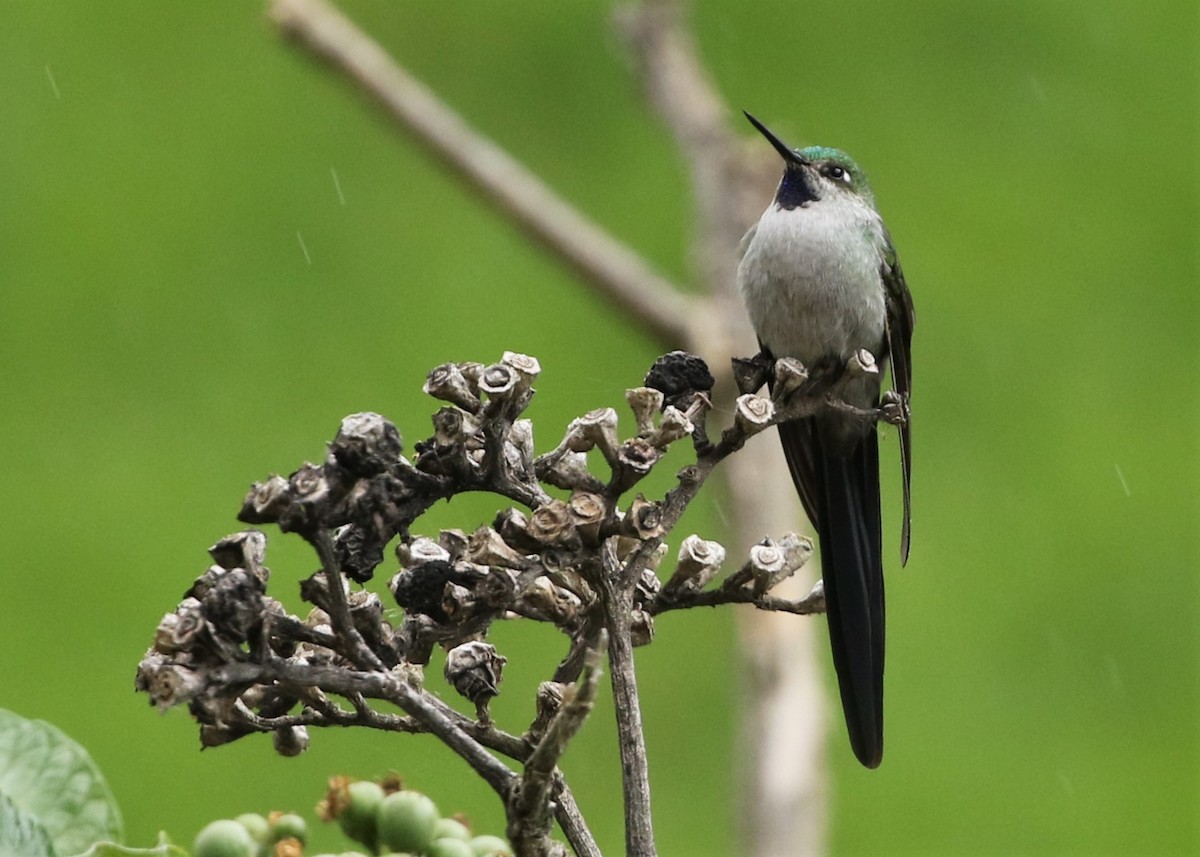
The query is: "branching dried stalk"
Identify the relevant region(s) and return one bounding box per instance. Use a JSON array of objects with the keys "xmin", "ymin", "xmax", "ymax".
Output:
[{"xmin": 136, "ymin": 350, "xmax": 901, "ymax": 857}]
